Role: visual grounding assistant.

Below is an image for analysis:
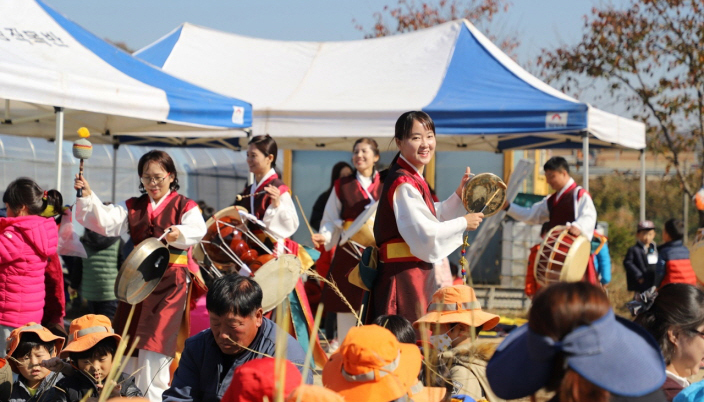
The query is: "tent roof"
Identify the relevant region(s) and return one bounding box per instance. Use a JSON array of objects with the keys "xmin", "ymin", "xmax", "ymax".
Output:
[
  {"xmin": 137, "ymin": 20, "xmax": 644, "ymax": 151},
  {"xmin": 0, "ymin": 0, "xmax": 252, "ymax": 147}
]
